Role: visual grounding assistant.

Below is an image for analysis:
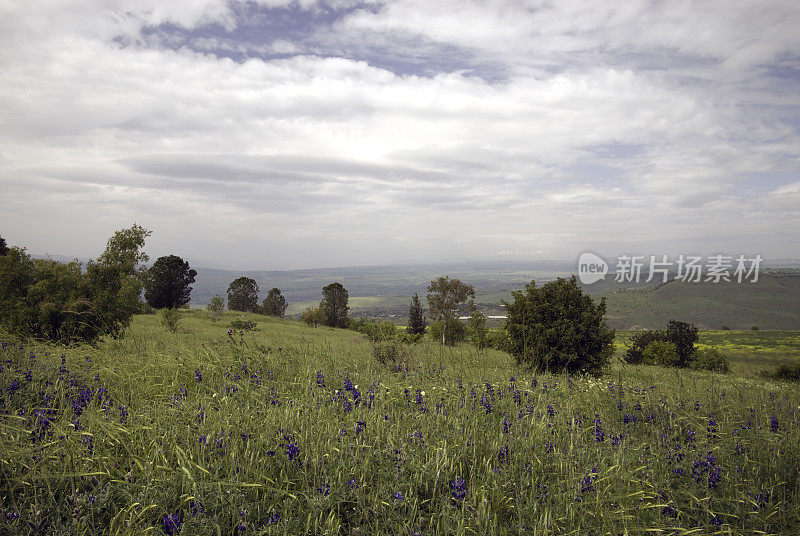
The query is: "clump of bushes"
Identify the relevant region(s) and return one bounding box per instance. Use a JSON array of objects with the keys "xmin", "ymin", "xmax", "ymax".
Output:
[
  {"xmin": 160, "ymin": 308, "xmax": 181, "ymax": 333},
  {"xmin": 229, "ymin": 319, "xmax": 257, "ymax": 331},
  {"xmin": 772, "ymin": 362, "xmax": 800, "ymax": 382},
  {"xmin": 690, "ymin": 348, "xmax": 730, "ymax": 373},
  {"xmin": 371, "ymin": 340, "xmax": 412, "ymax": 371},
  {"xmin": 641, "ymin": 340, "xmax": 679, "ymax": 366},
  {"xmin": 625, "ymin": 320, "xmax": 698, "ymax": 367},
  {"xmin": 429, "ymin": 319, "xmax": 466, "ymax": 346},
  {"xmin": 349, "ymin": 318, "xmax": 399, "ymax": 342}
]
